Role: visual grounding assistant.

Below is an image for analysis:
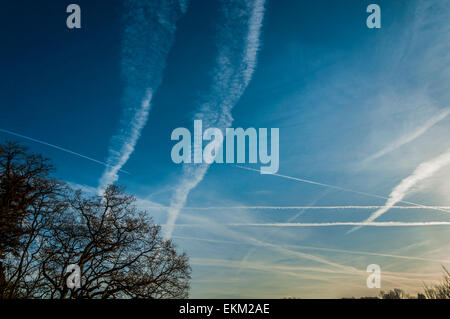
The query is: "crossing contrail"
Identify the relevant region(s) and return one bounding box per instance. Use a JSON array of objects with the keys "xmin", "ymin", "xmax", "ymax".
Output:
[
  {"xmin": 0, "ymin": 128, "xmax": 129, "ymax": 174},
  {"xmin": 347, "ymin": 0, "xmax": 450, "ymax": 232},
  {"xmin": 147, "ymin": 205, "xmax": 450, "ymax": 210},
  {"xmin": 349, "ymin": 147, "xmax": 450, "ymax": 233},
  {"xmin": 235, "ymin": 165, "xmax": 450, "ymax": 214}
]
